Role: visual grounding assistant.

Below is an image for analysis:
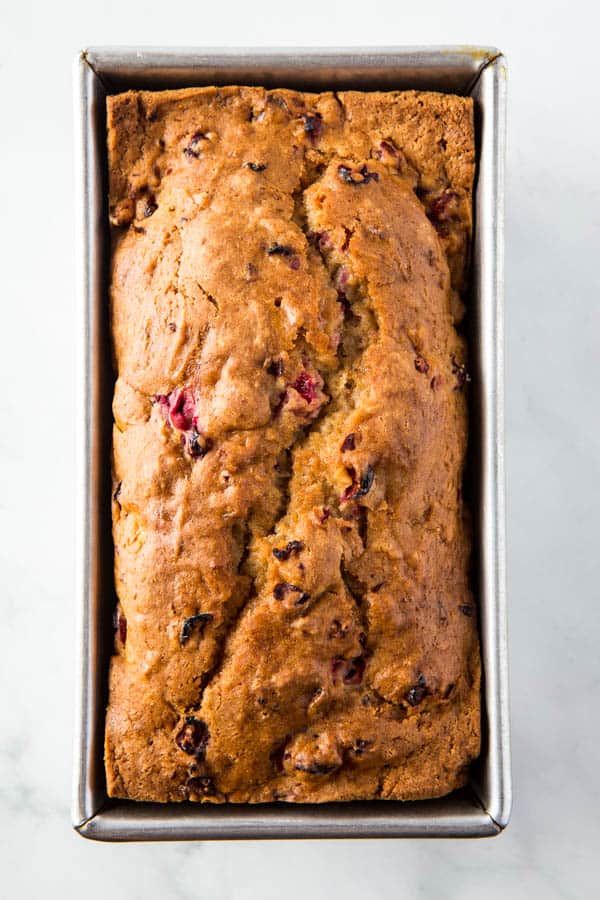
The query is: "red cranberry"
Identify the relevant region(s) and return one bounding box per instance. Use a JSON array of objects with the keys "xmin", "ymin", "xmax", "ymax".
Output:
[
  {"xmin": 187, "ymin": 429, "xmax": 213, "ymax": 459},
  {"xmin": 341, "ymin": 465, "xmax": 375, "ymax": 501},
  {"xmin": 331, "ymin": 654, "xmax": 367, "ymax": 685},
  {"xmin": 144, "ymin": 195, "xmax": 158, "ymax": 217},
  {"xmin": 179, "ymin": 613, "xmax": 213, "ymax": 646},
  {"xmin": 341, "ymin": 226, "xmax": 352, "ymax": 252},
  {"xmin": 308, "ymin": 230, "xmax": 332, "ymax": 252},
  {"xmin": 414, "ymin": 356, "xmax": 430, "ymax": 374},
  {"xmin": 267, "ymin": 242, "xmax": 294, "ymax": 257},
  {"xmin": 291, "ymin": 371, "xmax": 318, "ymax": 403},
  {"xmin": 405, "ymin": 673, "xmax": 428, "ymax": 707},
  {"xmin": 338, "ymin": 164, "xmax": 379, "ymax": 185},
  {"xmin": 451, "ymin": 355, "xmax": 471, "ymax": 390},
  {"xmin": 167, "ymin": 389, "xmax": 195, "ymax": 431},
  {"xmin": 183, "ymin": 131, "xmax": 209, "ymax": 159},
  {"xmin": 341, "ymin": 433, "xmax": 356, "ymax": 452},
  {"xmin": 273, "ymin": 583, "xmax": 311, "ymax": 605},
  {"xmin": 302, "ymin": 113, "xmax": 323, "ymax": 141},
  {"xmin": 336, "ymin": 266, "xmax": 349, "ymax": 289},
  {"xmin": 113, "ymin": 609, "xmax": 127, "ymax": 645},
  {"xmin": 266, "ymin": 358, "xmax": 284, "ymax": 377},
  {"xmin": 272, "ymin": 540, "xmax": 304, "ymax": 561},
  {"xmin": 429, "ymin": 190, "xmax": 456, "ymax": 221},
  {"xmin": 420, "ymin": 189, "xmax": 459, "ymax": 236},
  {"xmin": 176, "ymin": 717, "xmax": 210, "ymax": 758},
  {"xmin": 186, "ymin": 775, "xmax": 215, "ymax": 797},
  {"xmin": 376, "ymin": 139, "xmax": 401, "ymax": 164}
]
